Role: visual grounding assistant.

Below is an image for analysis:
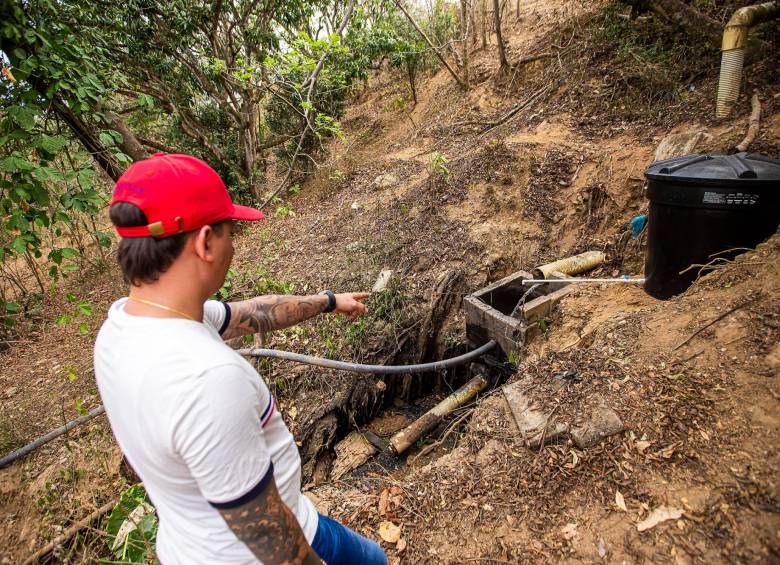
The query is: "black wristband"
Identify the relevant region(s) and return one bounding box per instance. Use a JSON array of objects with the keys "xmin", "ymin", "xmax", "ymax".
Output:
[{"xmin": 320, "ymin": 290, "xmax": 336, "ymax": 313}]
